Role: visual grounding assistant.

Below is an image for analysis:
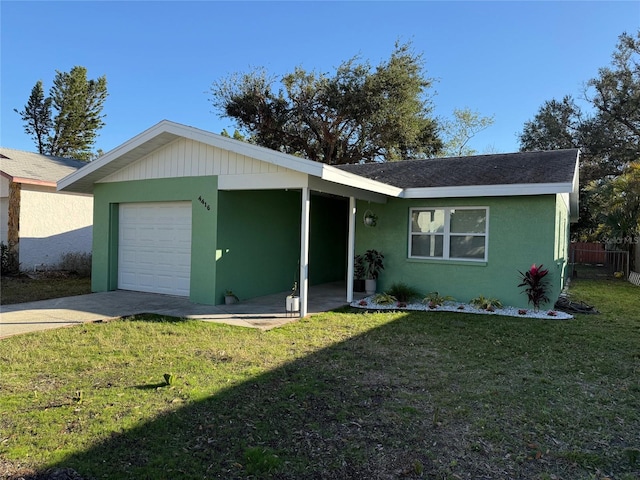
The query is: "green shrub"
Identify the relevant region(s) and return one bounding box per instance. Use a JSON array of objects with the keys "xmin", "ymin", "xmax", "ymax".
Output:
[
  {"xmin": 371, "ymin": 292, "xmax": 397, "ymax": 305},
  {"xmin": 422, "ymin": 291, "xmax": 454, "ymax": 307},
  {"xmin": 58, "ymin": 252, "xmax": 92, "ymax": 277},
  {"xmin": 0, "ymin": 242, "xmax": 19, "ymax": 275},
  {"xmin": 386, "ymin": 282, "xmax": 421, "ymax": 302},
  {"xmin": 470, "ymin": 295, "xmax": 503, "ymax": 311}
]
